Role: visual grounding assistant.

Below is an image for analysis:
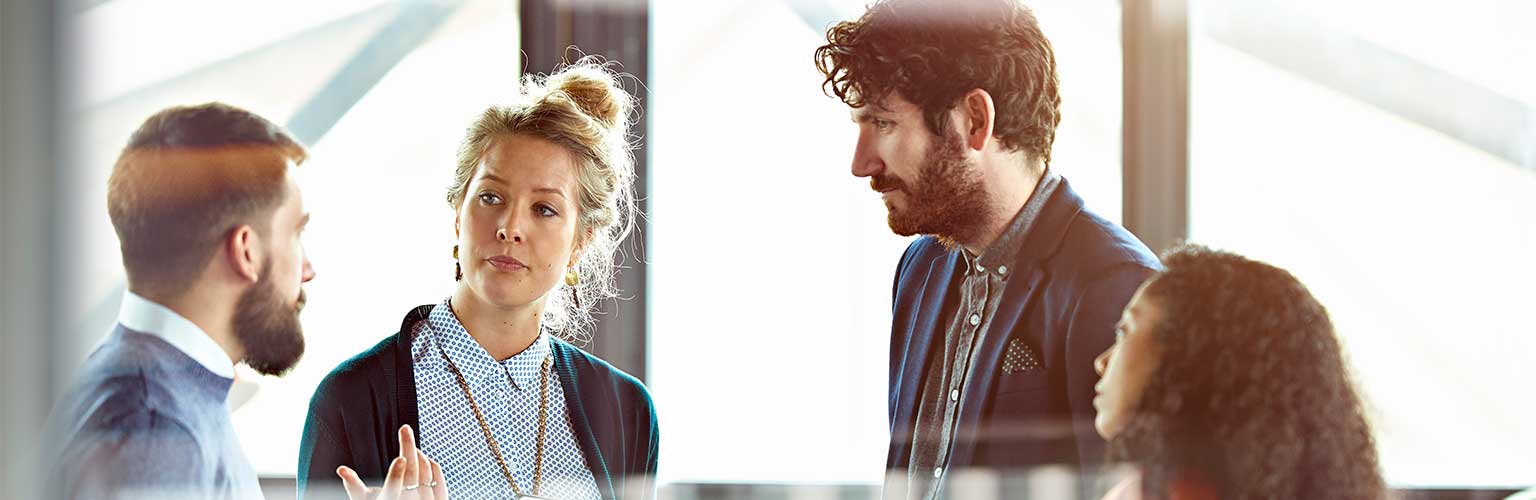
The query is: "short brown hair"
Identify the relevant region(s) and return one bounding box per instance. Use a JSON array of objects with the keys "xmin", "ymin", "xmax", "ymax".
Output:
[
  {"xmin": 107, "ymin": 103, "xmax": 307, "ymax": 298},
  {"xmin": 814, "ymin": 0, "xmax": 1062, "ymax": 164}
]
